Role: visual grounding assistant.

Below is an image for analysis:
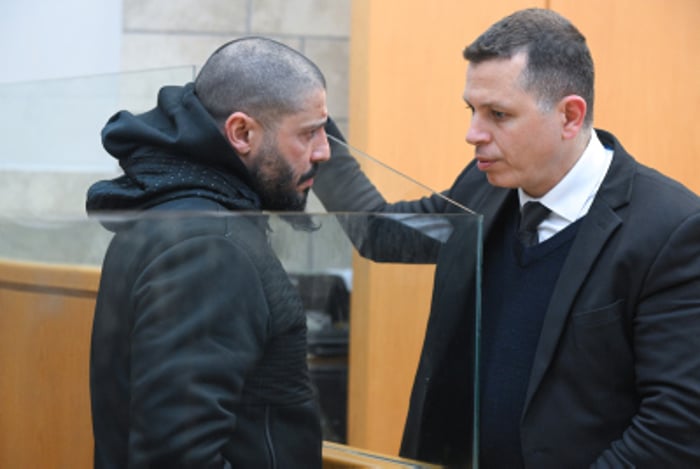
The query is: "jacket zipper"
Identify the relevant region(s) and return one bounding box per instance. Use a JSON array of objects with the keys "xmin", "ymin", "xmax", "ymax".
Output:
[{"xmin": 264, "ymin": 406, "xmax": 277, "ymax": 469}]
